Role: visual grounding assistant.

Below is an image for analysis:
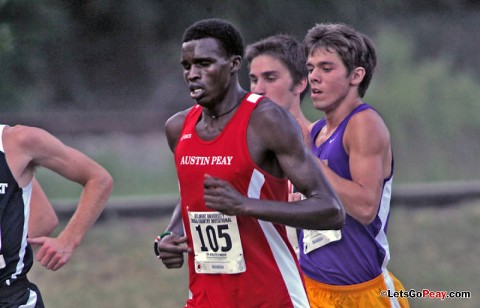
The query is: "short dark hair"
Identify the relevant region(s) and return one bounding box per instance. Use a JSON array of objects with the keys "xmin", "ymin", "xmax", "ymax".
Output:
[
  {"xmin": 182, "ymin": 18, "xmax": 244, "ymax": 58},
  {"xmin": 304, "ymin": 23, "xmax": 377, "ymax": 97},
  {"xmin": 246, "ymin": 34, "xmax": 309, "ymax": 100}
]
